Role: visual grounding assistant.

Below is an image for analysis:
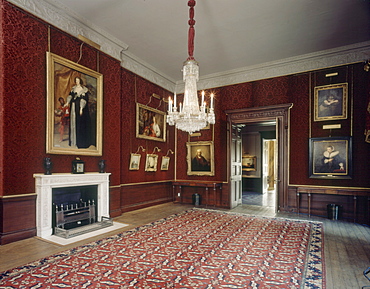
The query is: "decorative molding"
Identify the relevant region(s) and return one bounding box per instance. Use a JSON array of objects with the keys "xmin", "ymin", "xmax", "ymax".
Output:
[
  {"xmin": 7, "ymin": 0, "xmax": 125, "ymax": 59},
  {"xmin": 189, "ymin": 41, "xmax": 370, "ymax": 92},
  {"xmin": 289, "ymin": 184, "xmax": 370, "ymax": 190},
  {"xmin": 227, "ymin": 103, "xmax": 293, "ymax": 123},
  {"xmin": 230, "ymin": 110, "xmax": 287, "ymax": 121},
  {"xmin": 1, "ymin": 193, "xmax": 37, "ymax": 198},
  {"xmin": 8, "ymin": 0, "xmax": 370, "ymax": 93},
  {"xmin": 121, "ymin": 51, "xmax": 176, "ymax": 92},
  {"xmin": 7, "ymin": 0, "xmax": 177, "ymax": 92}
]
